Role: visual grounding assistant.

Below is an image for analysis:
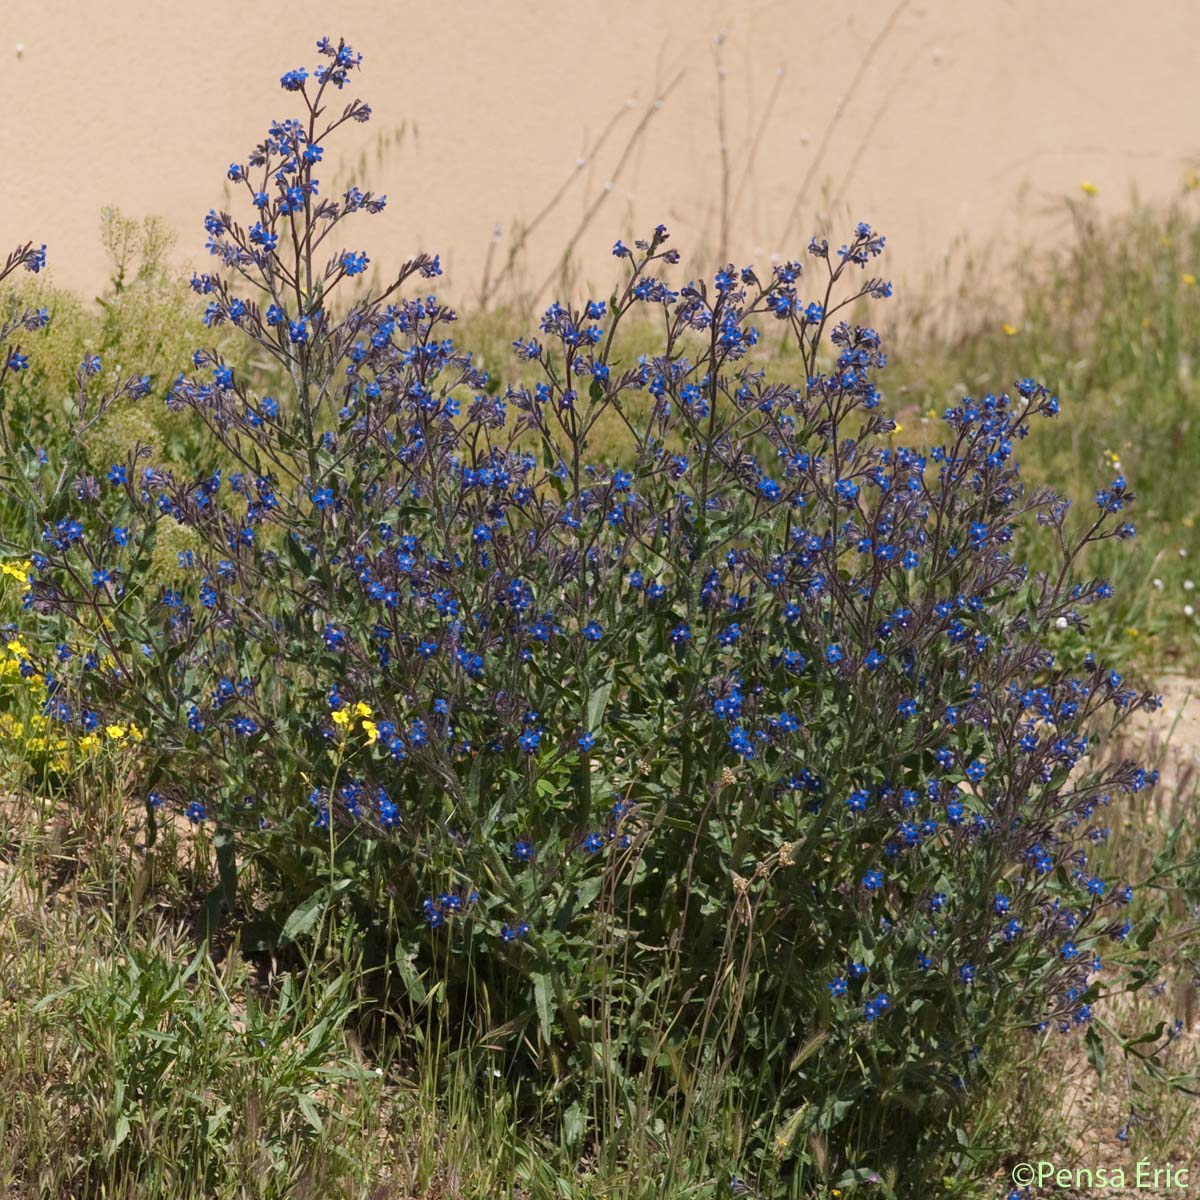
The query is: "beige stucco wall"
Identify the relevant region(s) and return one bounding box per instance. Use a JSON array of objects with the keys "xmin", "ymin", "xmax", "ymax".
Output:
[{"xmin": 2, "ymin": 1, "xmax": 1197, "ymax": 306}]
